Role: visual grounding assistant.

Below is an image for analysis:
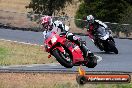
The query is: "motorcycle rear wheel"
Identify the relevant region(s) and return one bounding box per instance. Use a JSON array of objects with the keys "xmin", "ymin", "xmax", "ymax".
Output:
[
  {"xmin": 85, "ymin": 55, "xmax": 97, "ymax": 68},
  {"xmin": 52, "ymin": 49, "xmax": 73, "ymax": 68}
]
